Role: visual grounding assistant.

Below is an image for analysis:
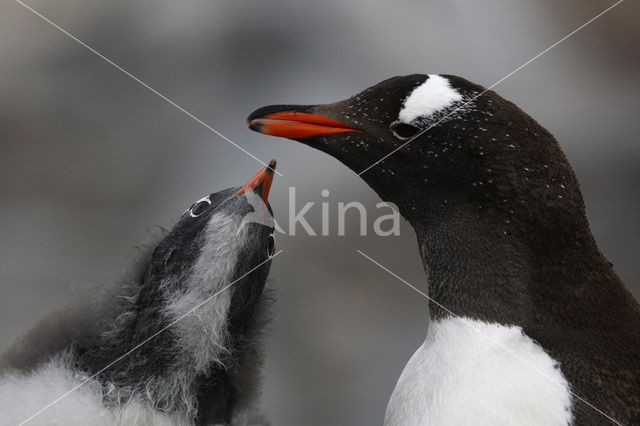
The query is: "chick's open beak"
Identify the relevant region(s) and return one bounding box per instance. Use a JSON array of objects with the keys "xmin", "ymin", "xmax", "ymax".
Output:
[{"xmin": 234, "ymin": 159, "xmax": 276, "ymax": 206}]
